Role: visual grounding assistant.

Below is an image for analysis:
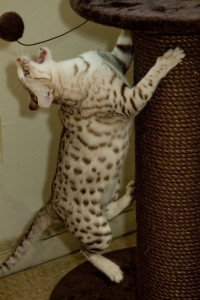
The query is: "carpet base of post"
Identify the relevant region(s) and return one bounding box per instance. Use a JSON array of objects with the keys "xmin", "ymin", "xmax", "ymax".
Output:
[{"xmin": 51, "ymin": 247, "xmax": 137, "ymax": 300}]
